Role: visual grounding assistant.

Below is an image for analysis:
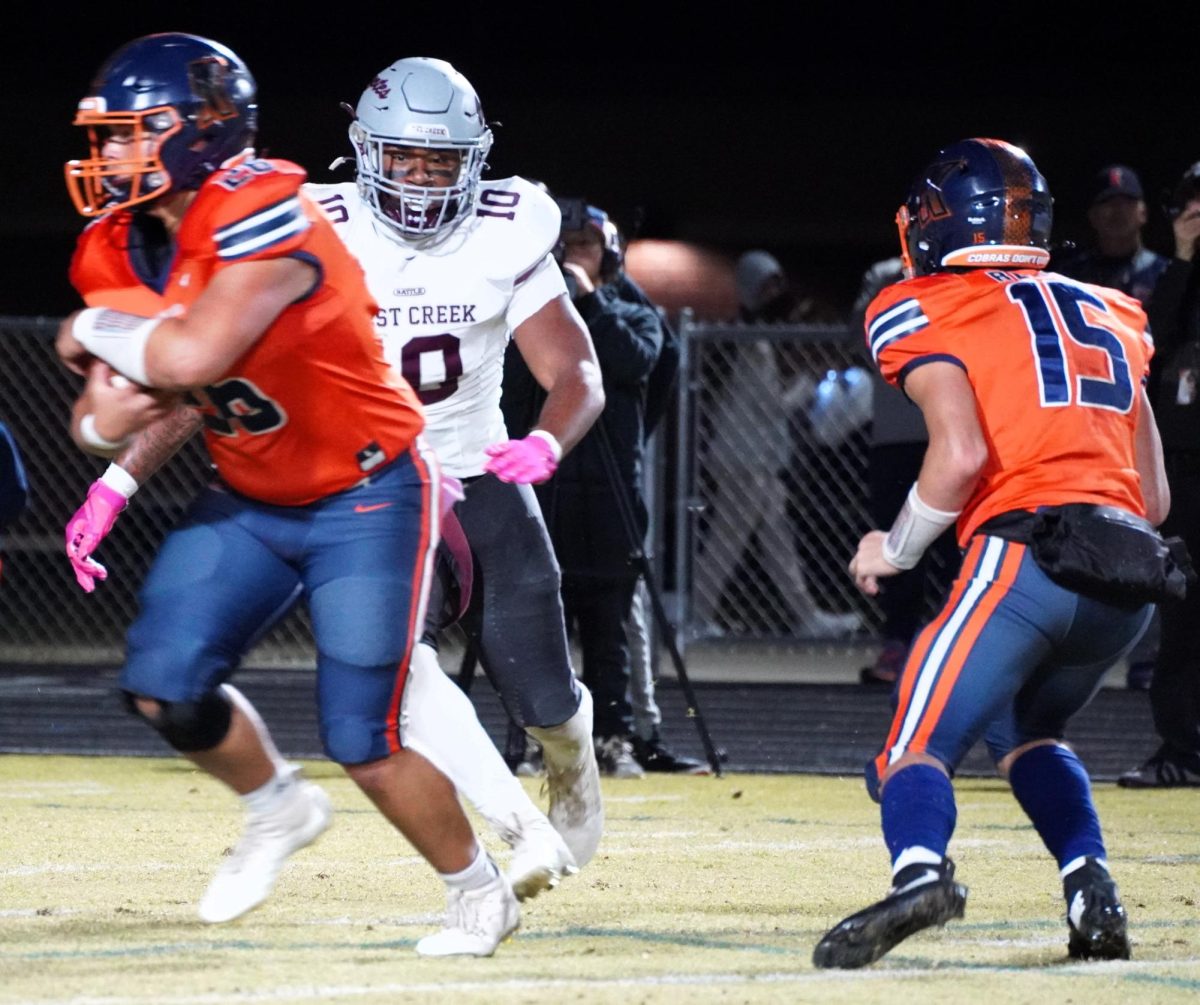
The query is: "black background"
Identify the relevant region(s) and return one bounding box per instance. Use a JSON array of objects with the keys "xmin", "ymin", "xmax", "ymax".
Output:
[{"xmin": 5, "ymin": 7, "xmax": 1199, "ymax": 317}]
